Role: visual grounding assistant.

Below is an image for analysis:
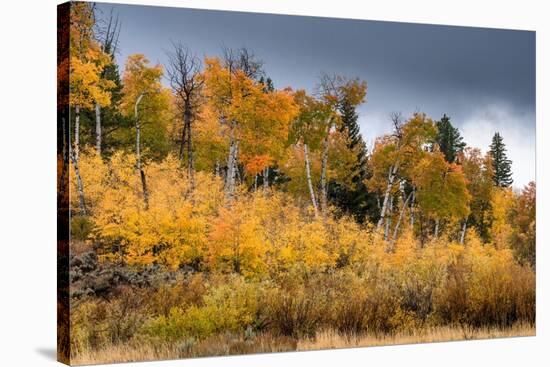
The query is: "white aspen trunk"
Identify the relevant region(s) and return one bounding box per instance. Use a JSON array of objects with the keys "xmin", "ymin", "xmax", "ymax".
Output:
[
  {"xmin": 254, "ymin": 174, "xmax": 258, "ymax": 191},
  {"xmin": 72, "ymin": 105, "xmax": 87, "ymax": 215},
  {"xmin": 74, "ymin": 106, "xmax": 80, "ymax": 163},
  {"xmin": 434, "ymin": 218, "xmax": 440, "ymax": 238},
  {"xmin": 384, "ymin": 196, "xmax": 393, "ymax": 240},
  {"xmin": 135, "ymin": 94, "xmax": 148, "ymax": 209},
  {"xmin": 225, "ymin": 136, "xmax": 239, "ymax": 198},
  {"xmin": 377, "ymin": 164, "xmax": 397, "ymax": 228},
  {"xmin": 225, "ymin": 141, "xmax": 235, "ymax": 194},
  {"xmin": 410, "ymin": 187, "xmax": 416, "ymax": 227},
  {"xmin": 263, "ymin": 167, "xmax": 269, "ymax": 190},
  {"xmin": 459, "ymin": 221, "xmax": 467, "ymax": 244},
  {"xmin": 95, "ymin": 103, "xmax": 102, "ymax": 155},
  {"xmin": 392, "ymin": 190, "xmax": 414, "ymax": 243},
  {"xmin": 304, "ymin": 143, "xmax": 319, "ymax": 216},
  {"xmin": 320, "ymin": 135, "xmax": 329, "ymax": 214}
]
